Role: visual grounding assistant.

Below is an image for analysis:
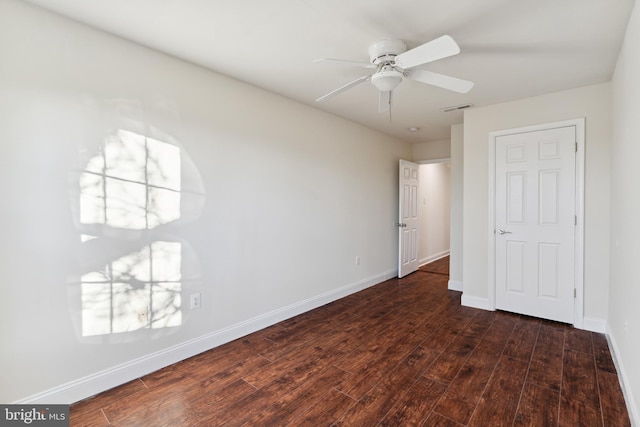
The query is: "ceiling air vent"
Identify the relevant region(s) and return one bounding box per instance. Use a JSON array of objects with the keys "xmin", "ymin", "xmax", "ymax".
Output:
[{"xmin": 440, "ymin": 103, "xmax": 474, "ymax": 113}]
